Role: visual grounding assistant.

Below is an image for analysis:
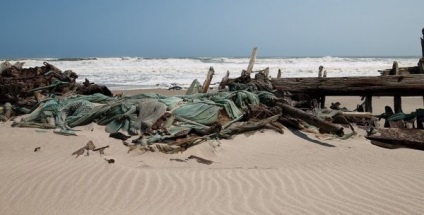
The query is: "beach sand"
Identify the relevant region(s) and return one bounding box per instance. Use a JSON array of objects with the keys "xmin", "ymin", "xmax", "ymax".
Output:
[{"xmin": 1, "ymin": 90, "xmax": 424, "ymax": 215}]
